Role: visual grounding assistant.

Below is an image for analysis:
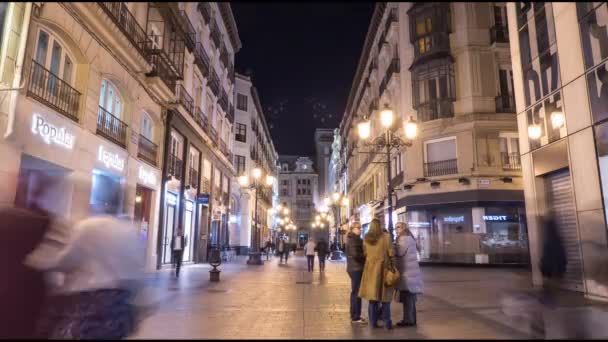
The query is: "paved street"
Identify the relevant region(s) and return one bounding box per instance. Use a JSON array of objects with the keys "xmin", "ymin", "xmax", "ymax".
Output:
[{"xmin": 133, "ymin": 253, "xmax": 608, "ymax": 339}]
